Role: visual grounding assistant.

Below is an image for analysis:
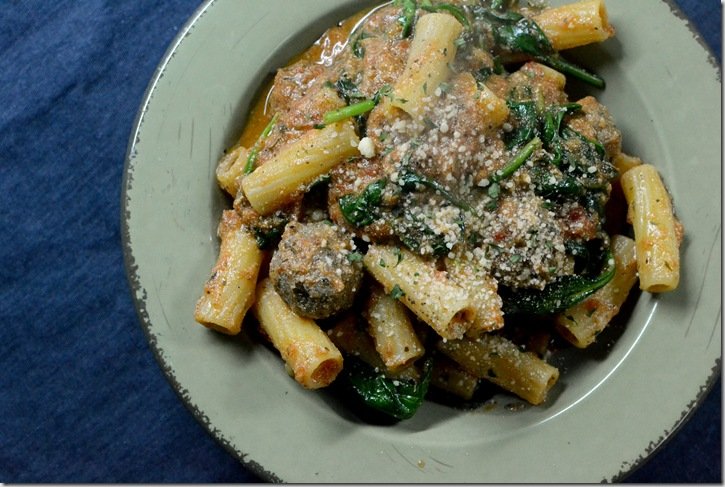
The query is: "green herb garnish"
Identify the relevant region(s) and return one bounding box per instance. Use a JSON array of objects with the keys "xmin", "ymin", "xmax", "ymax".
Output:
[
  {"xmin": 243, "ymin": 113, "xmax": 279, "ymax": 174},
  {"xmin": 397, "ymin": 0, "xmax": 418, "ymax": 38},
  {"xmin": 338, "ymin": 178, "xmax": 388, "ymax": 227},
  {"xmin": 389, "ymin": 284, "xmax": 406, "ymax": 300}
]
